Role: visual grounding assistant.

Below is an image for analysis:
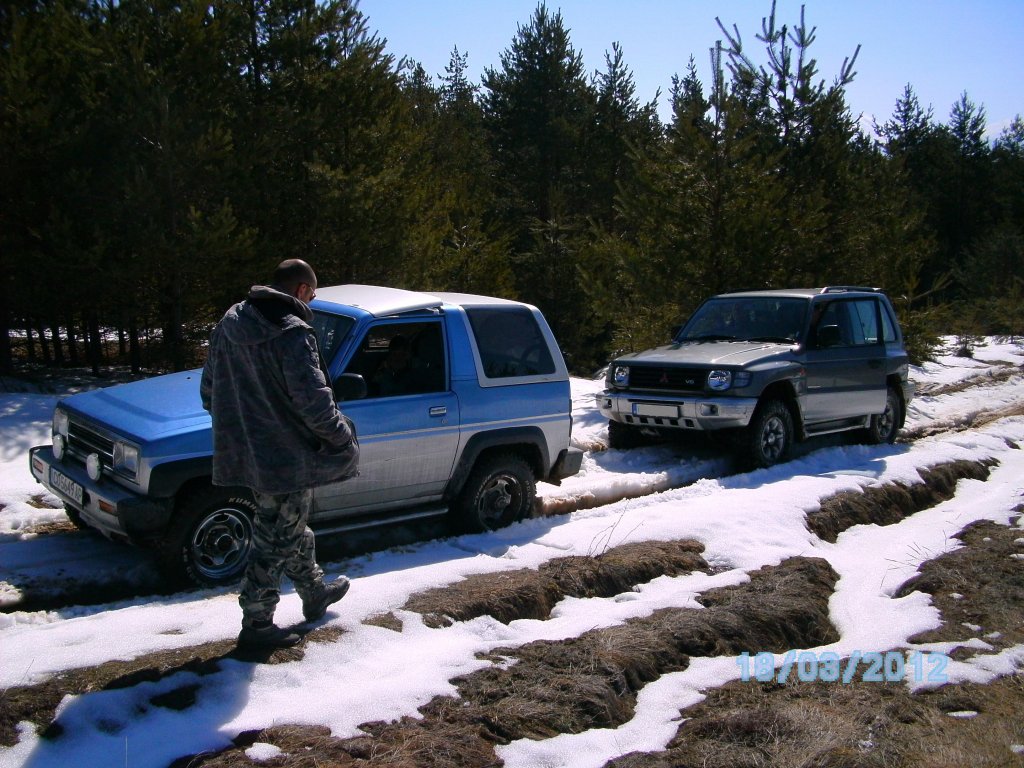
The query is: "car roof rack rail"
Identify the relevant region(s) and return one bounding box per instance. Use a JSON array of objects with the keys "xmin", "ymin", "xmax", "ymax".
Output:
[{"xmin": 819, "ymin": 286, "xmax": 882, "ymax": 294}]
